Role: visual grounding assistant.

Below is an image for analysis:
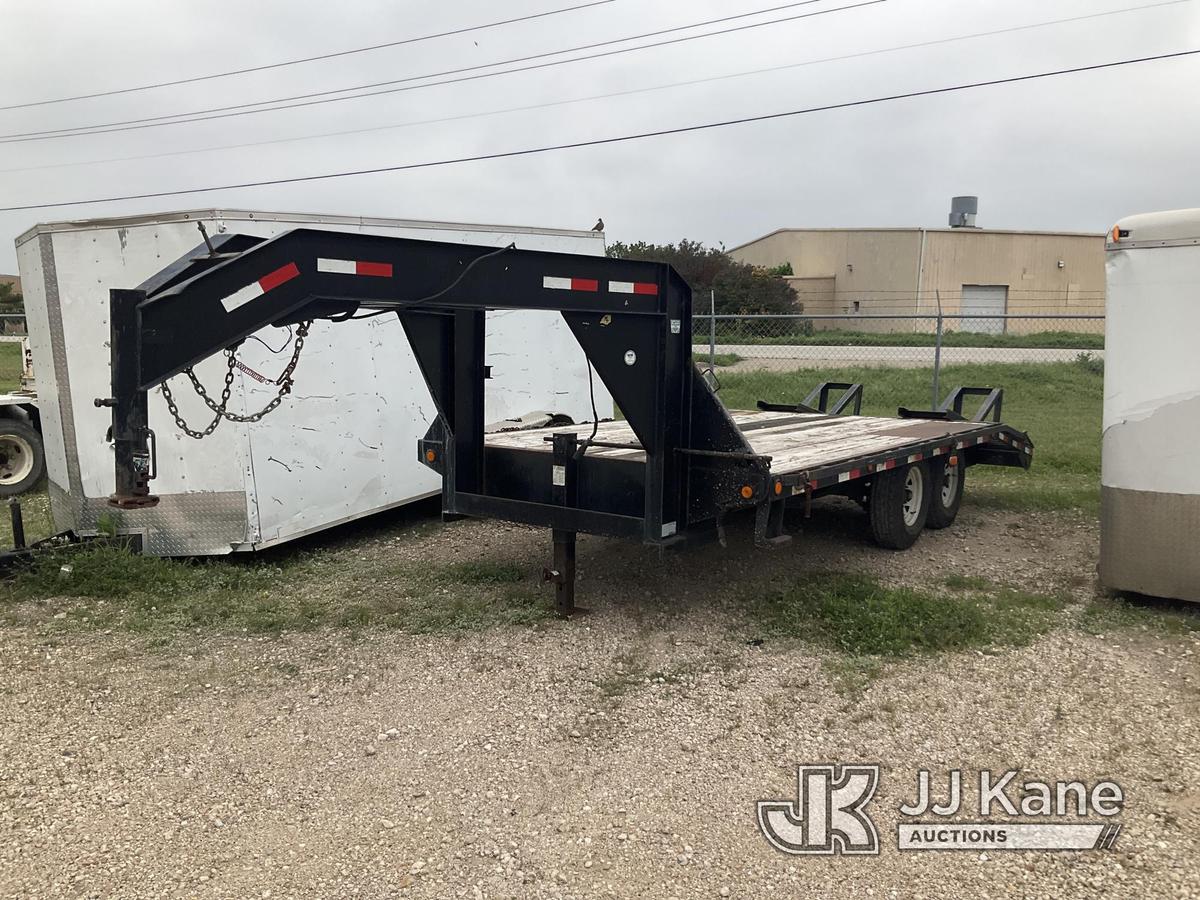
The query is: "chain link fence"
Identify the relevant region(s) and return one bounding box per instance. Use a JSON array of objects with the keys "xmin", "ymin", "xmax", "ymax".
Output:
[
  {"xmin": 0, "ymin": 314, "xmax": 26, "ymax": 337},
  {"xmin": 693, "ymin": 306, "xmax": 1105, "ymax": 410}
]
